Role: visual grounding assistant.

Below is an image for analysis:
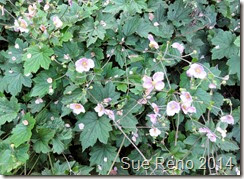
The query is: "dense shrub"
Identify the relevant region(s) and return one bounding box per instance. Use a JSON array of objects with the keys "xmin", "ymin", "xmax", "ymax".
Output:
[{"xmin": 0, "ymin": 0, "xmax": 240, "ymax": 176}]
